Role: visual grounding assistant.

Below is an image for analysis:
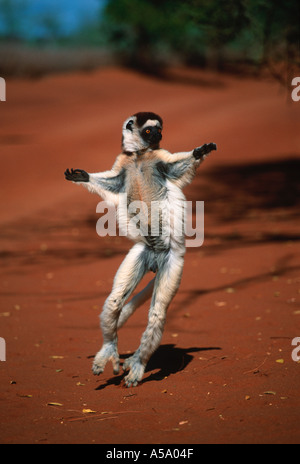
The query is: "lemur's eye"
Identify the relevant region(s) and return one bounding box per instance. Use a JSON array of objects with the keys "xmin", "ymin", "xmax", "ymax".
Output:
[{"xmin": 146, "ymin": 129, "xmax": 151, "ymax": 134}]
